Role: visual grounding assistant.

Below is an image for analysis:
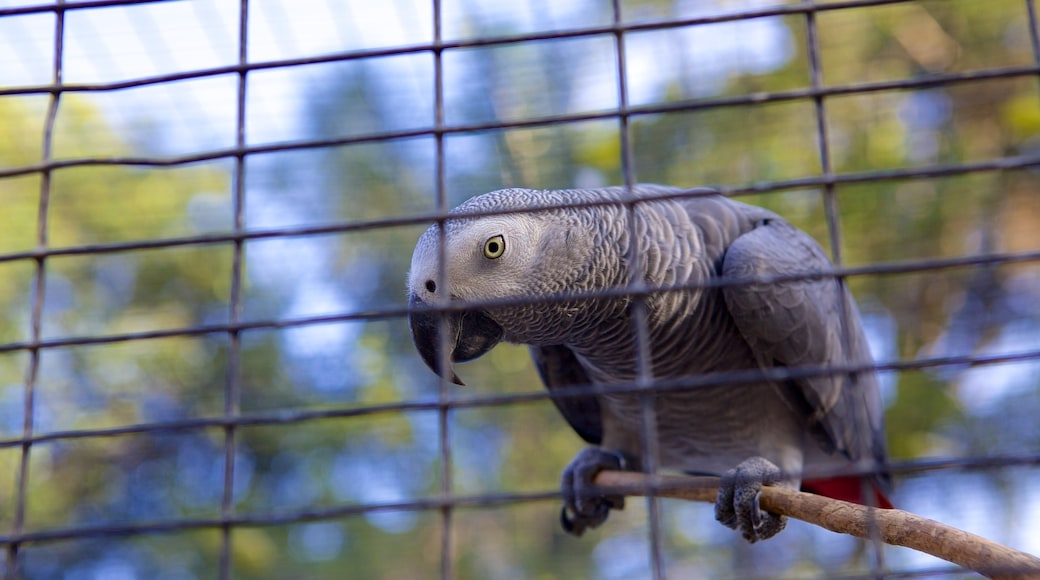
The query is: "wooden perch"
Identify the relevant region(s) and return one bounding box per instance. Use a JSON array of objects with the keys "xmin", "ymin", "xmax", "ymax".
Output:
[{"xmin": 593, "ymin": 470, "xmax": 1040, "ymax": 580}]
